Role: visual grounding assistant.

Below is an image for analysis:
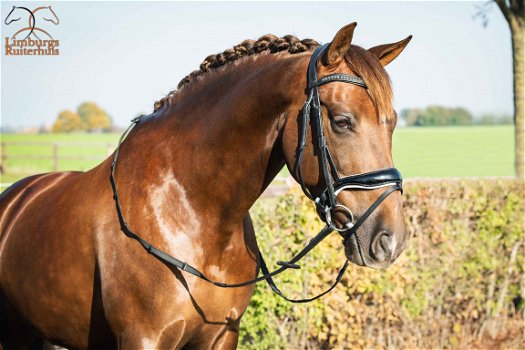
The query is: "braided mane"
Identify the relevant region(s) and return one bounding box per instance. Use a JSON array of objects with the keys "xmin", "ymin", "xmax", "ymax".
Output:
[
  {"xmin": 153, "ymin": 34, "xmax": 320, "ymax": 111},
  {"xmin": 153, "ymin": 33, "xmax": 394, "ymax": 121}
]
